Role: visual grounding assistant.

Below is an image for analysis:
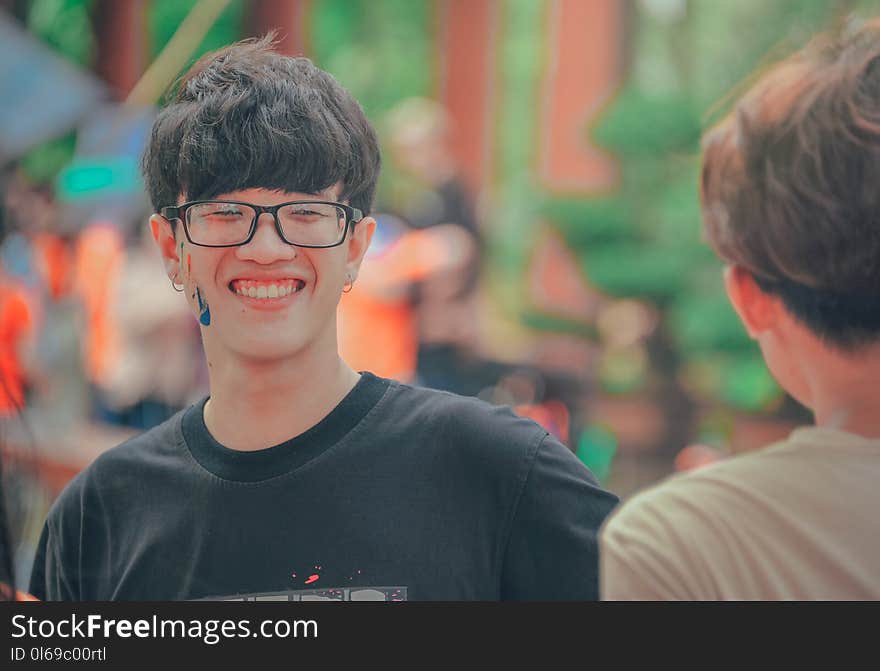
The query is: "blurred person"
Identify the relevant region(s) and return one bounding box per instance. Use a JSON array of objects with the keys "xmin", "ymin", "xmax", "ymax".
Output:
[
  {"xmin": 383, "ymin": 97, "xmax": 485, "ymax": 393},
  {"xmin": 380, "ymin": 99, "xmax": 587, "ymax": 447},
  {"xmin": 338, "ymin": 210, "xmax": 474, "ymax": 383},
  {"xmin": 0, "ymin": 263, "xmax": 36, "ymax": 418},
  {"xmin": 71, "ymin": 221, "xmax": 125, "ymax": 409},
  {"xmin": 0, "ymin": 440, "xmax": 38, "ymax": 601},
  {"xmin": 601, "ymin": 18, "xmax": 880, "ymax": 600},
  {"xmin": 1, "ymin": 171, "xmax": 89, "ymax": 431},
  {"xmin": 0, "ymin": 174, "xmax": 41, "ymax": 418},
  {"xmin": 94, "ymin": 221, "xmax": 205, "ymax": 429},
  {"xmin": 337, "ymin": 212, "xmax": 418, "ymax": 382},
  {"xmin": 29, "ymin": 36, "xmax": 617, "ymax": 601}
]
